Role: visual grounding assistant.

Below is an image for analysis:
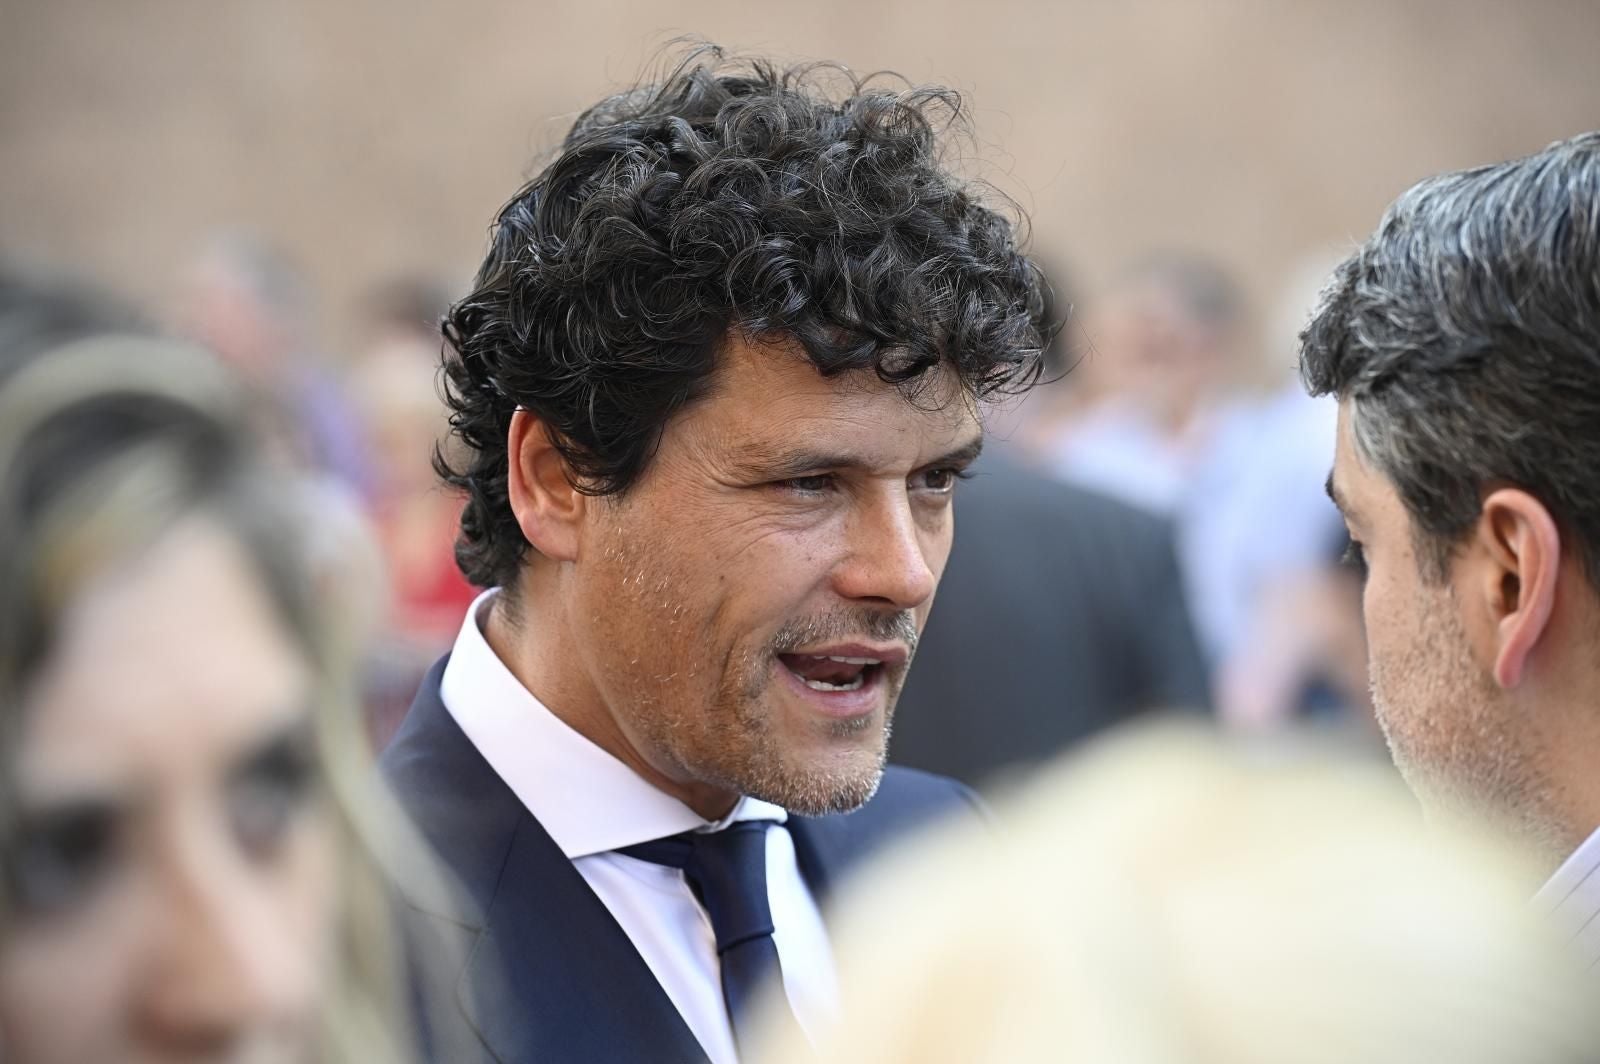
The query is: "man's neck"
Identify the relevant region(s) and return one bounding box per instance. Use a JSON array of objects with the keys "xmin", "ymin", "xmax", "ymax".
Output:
[
  {"xmin": 482, "ymin": 590, "xmax": 741, "ymax": 821},
  {"xmin": 1531, "ymin": 686, "xmax": 1600, "ymax": 872}
]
